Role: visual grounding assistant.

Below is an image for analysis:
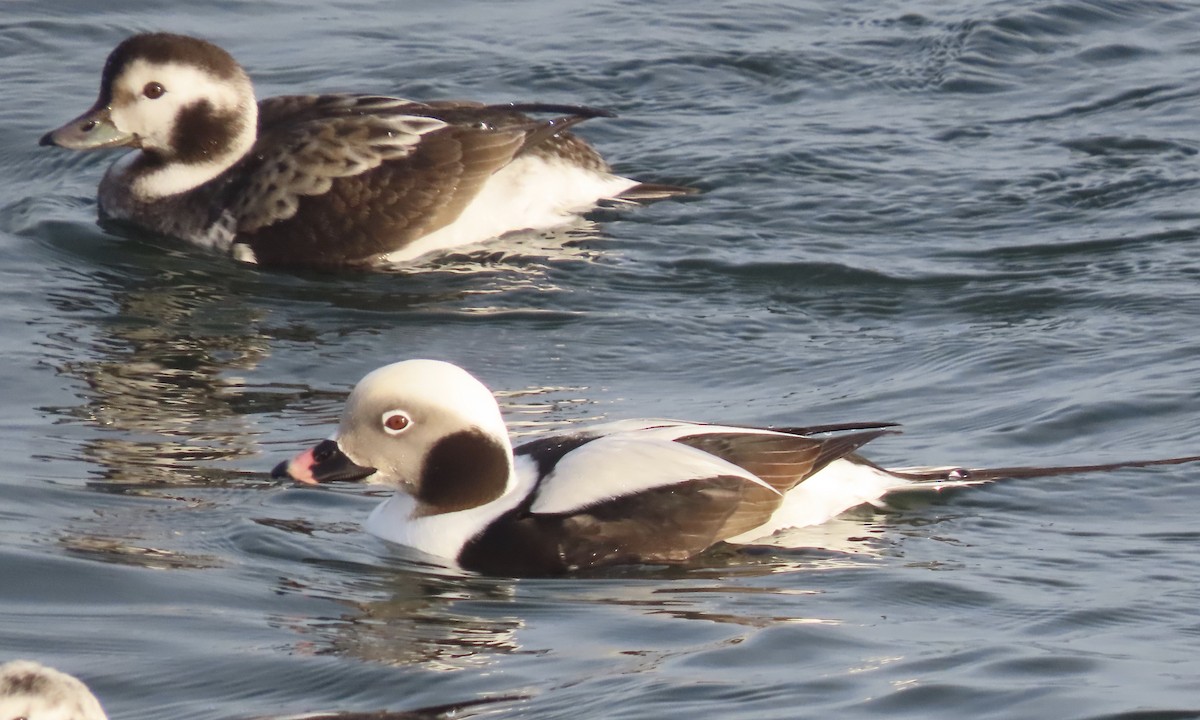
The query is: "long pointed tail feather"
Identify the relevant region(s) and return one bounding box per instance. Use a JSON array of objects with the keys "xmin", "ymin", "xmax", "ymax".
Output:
[
  {"xmin": 885, "ymin": 454, "xmax": 1200, "ymax": 490},
  {"xmin": 779, "ymin": 421, "xmax": 903, "ymax": 436},
  {"xmin": 501, "ymin": 102, "xmax": 618, "ymax": 119},
  {"xmin": 616, "ymin": 182, "xmax": 700, "ymax": 201}
]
